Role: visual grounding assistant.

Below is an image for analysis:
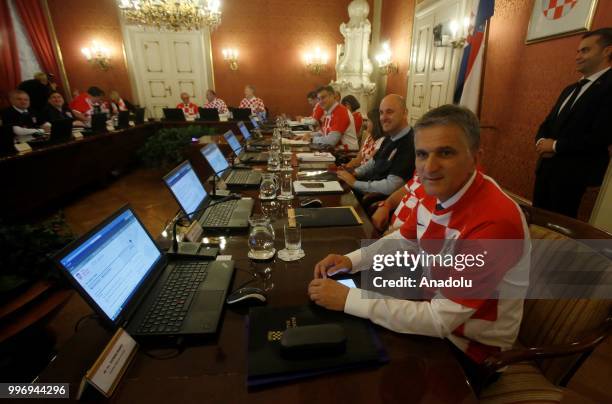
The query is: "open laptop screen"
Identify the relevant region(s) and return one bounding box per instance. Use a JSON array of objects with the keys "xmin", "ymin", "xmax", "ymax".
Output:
[
  {"xmin": 58, "ymin": 208, "xmax": 162, "ymax": 322},
  {"xmin": 163, "ymin": 161, "xmax": 208, "ymax": 219},
  {"xmin": 223, "ymin": 130, "xmax": 243, "ymax": 156},
  {"xmin": 201, "ymin": 143, "xmax": 229, "ymax": 174},
  {"xmin": 250, "ymin": 116, "xmax": 260, "ymax": 129},
  {"xmin": 238, "ymin": 121, "xmax": 252, "ymax": 140}
]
